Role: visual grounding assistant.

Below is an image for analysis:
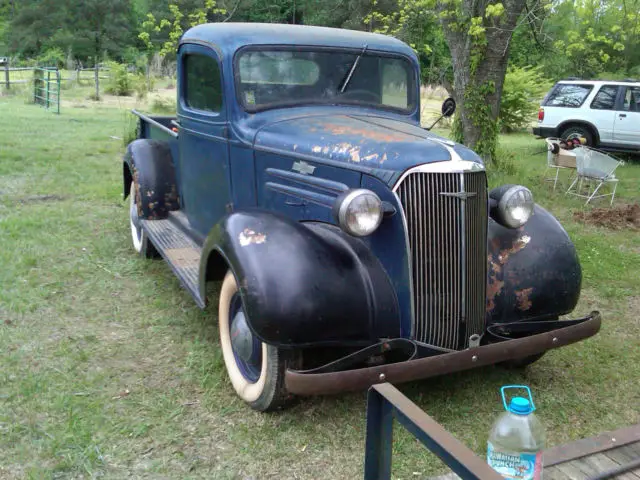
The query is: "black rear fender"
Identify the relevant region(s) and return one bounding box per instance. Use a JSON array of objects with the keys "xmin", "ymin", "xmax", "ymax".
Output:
[
  {"xmin": 487, "ymin": 205, "xmax": 581, "ymax": 324},
  {"xmin": 123, "ymin": 139, "xmax": 179, "ymax": 220},
  {"xmin": 199, "ymin": 211, "xmax": 400, "ymax": 348}
]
